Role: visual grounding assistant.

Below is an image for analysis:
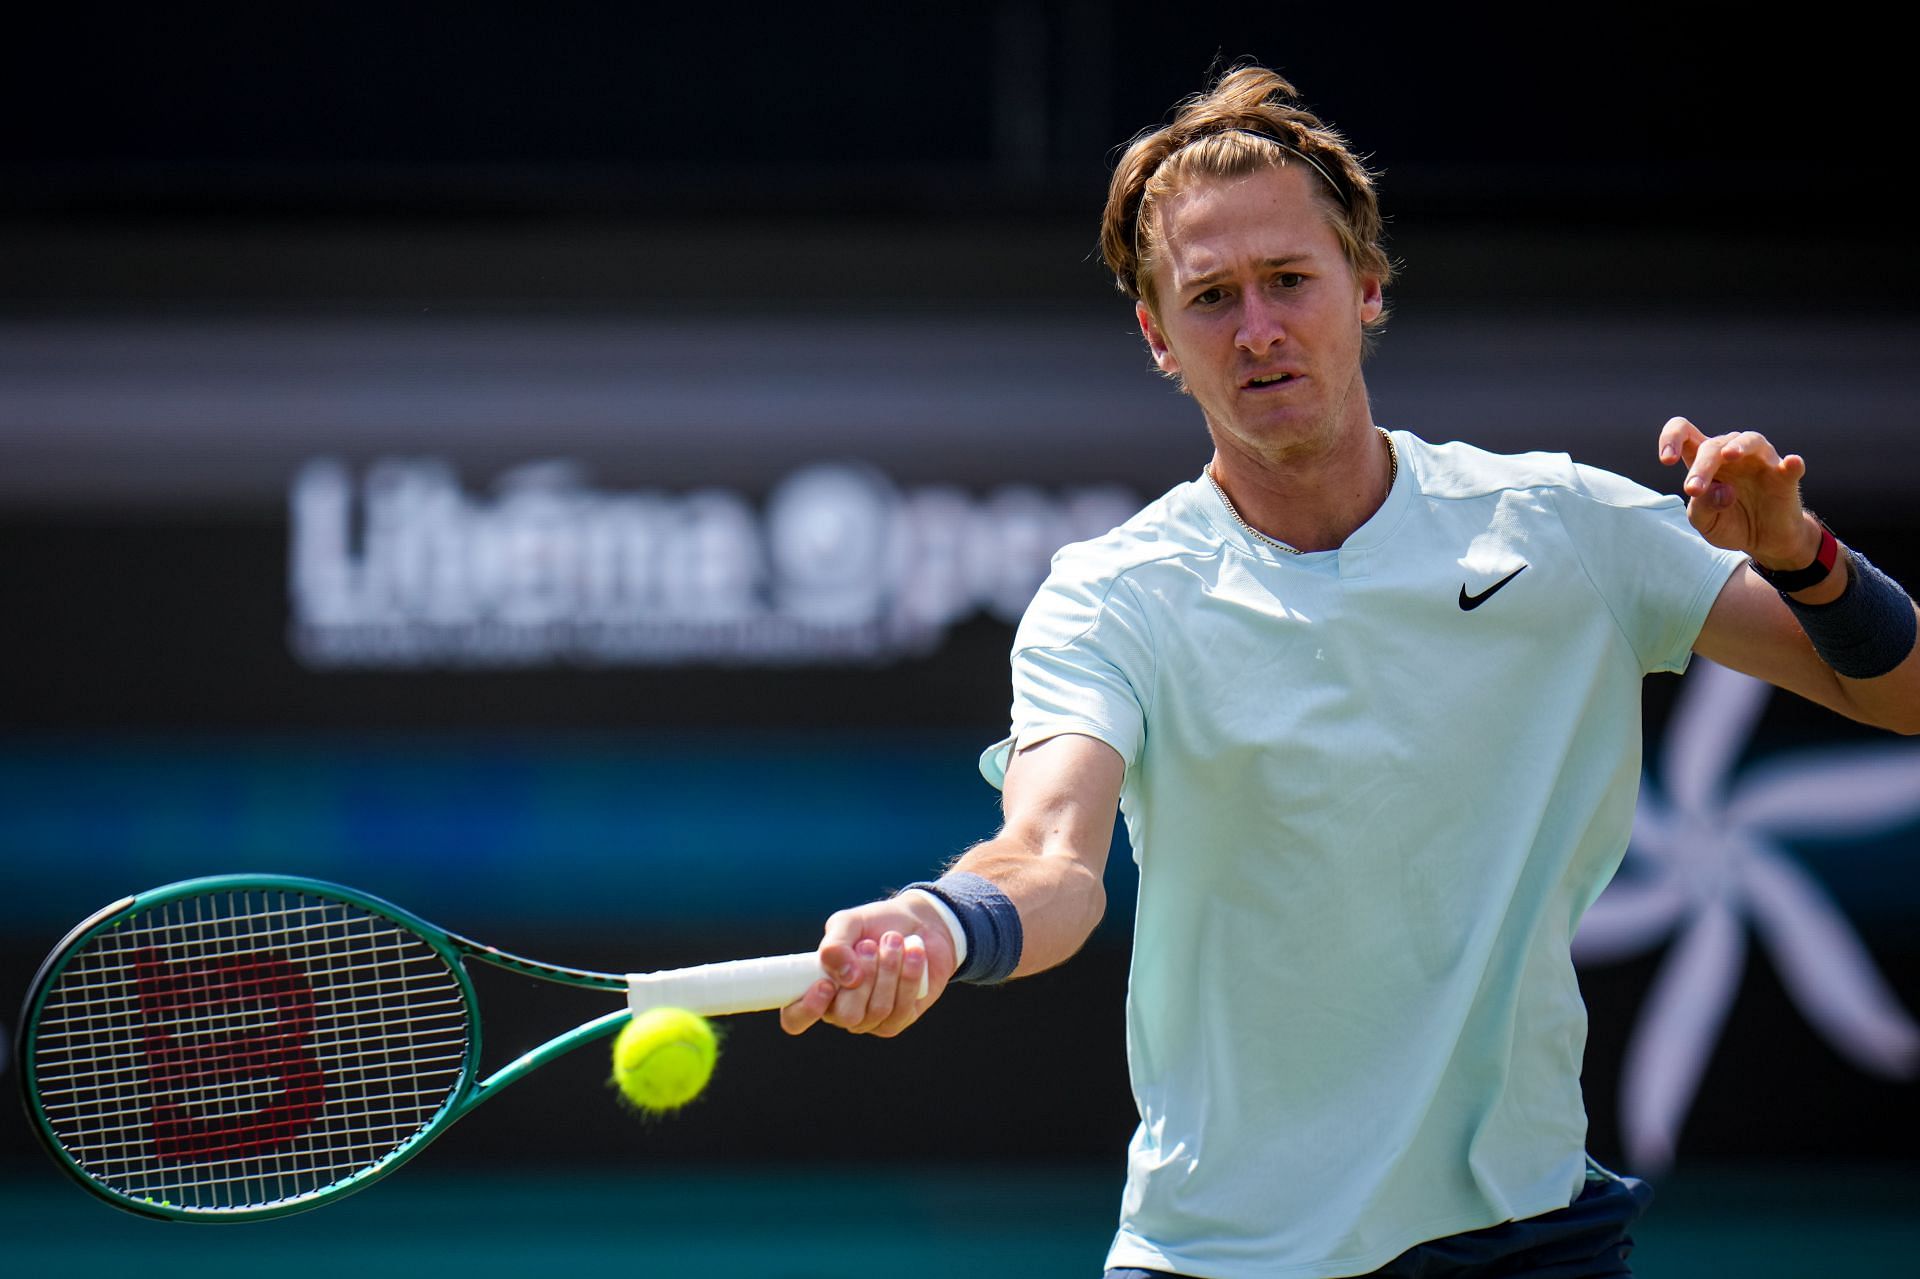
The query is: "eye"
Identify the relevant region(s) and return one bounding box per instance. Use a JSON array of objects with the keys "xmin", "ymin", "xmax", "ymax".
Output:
[
  {"xmin": 1191, "ymin": 286, "xmax": 1226, "ymax": 306},
  {"xmin": 1275, "ymin": 272, "xmax": 1306, "ymax": 289}
]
